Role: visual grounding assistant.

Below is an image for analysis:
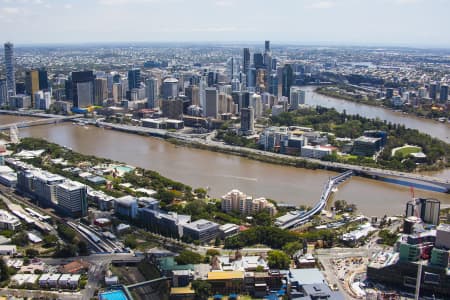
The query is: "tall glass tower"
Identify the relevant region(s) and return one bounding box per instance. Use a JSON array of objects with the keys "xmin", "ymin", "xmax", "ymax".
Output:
[{"xmin": 4, "ymin": 42, "xmax": 16, "ymax": 96}]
